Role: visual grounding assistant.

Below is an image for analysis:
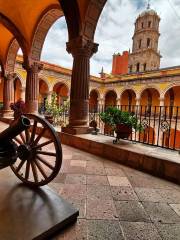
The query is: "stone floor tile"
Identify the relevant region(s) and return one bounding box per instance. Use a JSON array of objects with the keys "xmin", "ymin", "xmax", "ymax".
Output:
[
  {"xmin": 155, "ymin": 223, "xmax": 180, "ymax": 240},
  {"xmin": 105, "ymin": 168, "xmax": 126, "ymax": 176},
  {"xmin": 59, "ymin": 184, "xmax": 86, "ymax": 201},
  {"xmin": 103, "ymin": 160, "xmax": 124, "ymax": 169},
  {"xmin": 135, "ymin": 188, "xmax": 166, "ymax": 202},
  {"xmin": 86, "ymin": 161, "xmax": 106, "ymax": 175},
  {"xmin": 86, "ymin": 199, "xmax": 118, "ymax": 220},
  {"xmin": 142, "ymin": 201, "xmax": 180, "ymax": 223},
  {"xmin": 67, "ymin": 198, "xmax": 86, "ymax": 219},
  {"xmin": 87, "ymin": 185, "xmax": 112, "ymax": 201},
  {"xmin": 52, "ymin": 173, "xmax": 67, "ymax": 183},
  {"xmin": 86, "ymin": 175, "xmax": 109, "ymax": 186},
  {"xmin": 126, "ymin": 171, "xmax": 180, "ymax": 190},
  {"xmin": 170, "ymin": 204, "xmax": 180, "ymax": 216},
  {"xmin": 115, "ymin": 201, "xmax": 151, "ymax": 222},
  {"xmin": 111, "ymin": 186, "xmax": 138, "ymax": 201},
  {"xmin": 87, "ymin": 220, "xmax": 124, "ymax": 240},
  {"xmin": 65, "ymin": 174, "xmax": 86, "ymax": 185},
  {"xmin": 56, "ymin": 219, "xmax": 87, "ymax": 240},
  {"xmin": 120, "ymin": 222, "xmax": 162, "ymax": 240},
  {"xmin": 108, "ymin": 176, "xmax": 132, "ymax": 187},
  {"xmin": 70, "ymin": 160, "xmax": 86, "ymax": 168}
]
